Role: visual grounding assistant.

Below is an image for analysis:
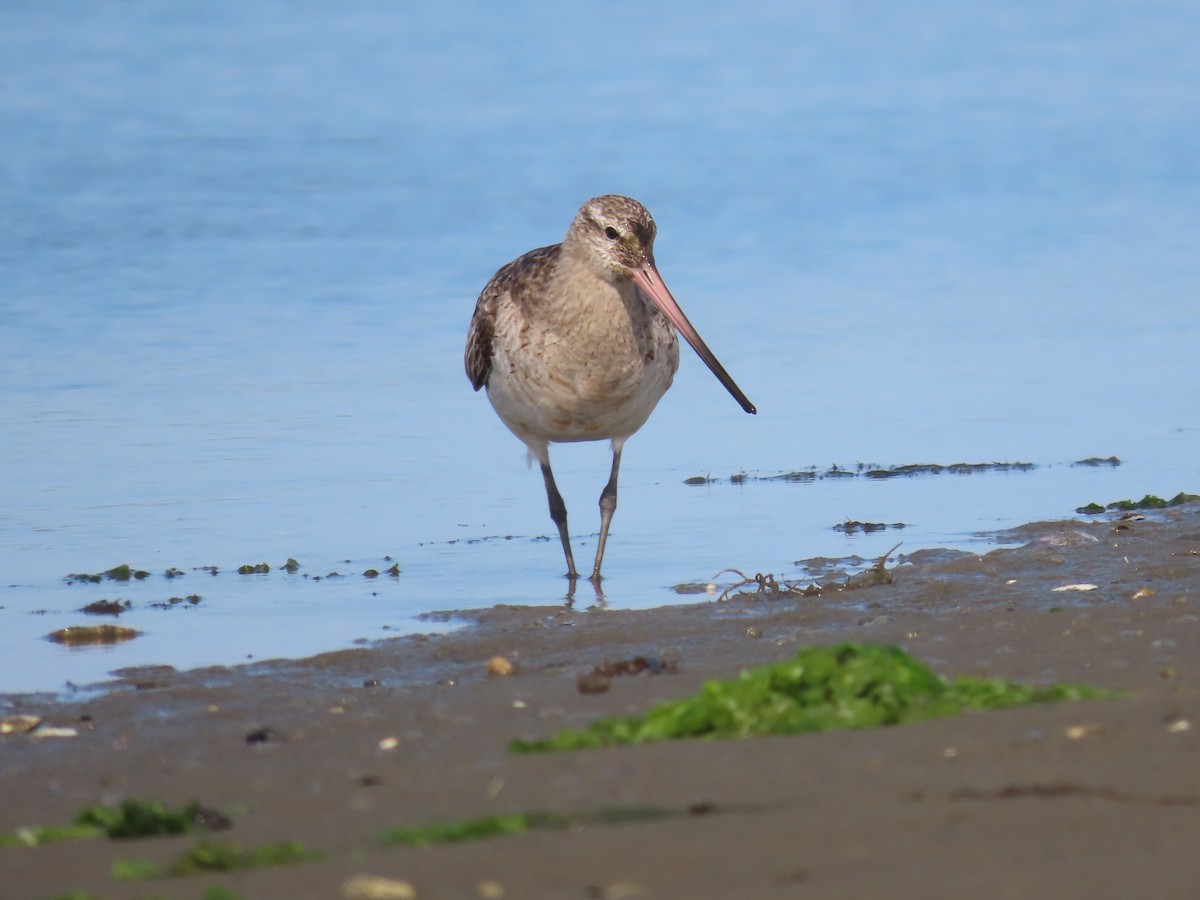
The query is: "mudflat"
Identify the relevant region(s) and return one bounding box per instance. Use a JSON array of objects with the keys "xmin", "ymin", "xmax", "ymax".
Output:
[{"xmin": 2, "ymin": 505, "xmax": 1199, "ymax": 899}]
